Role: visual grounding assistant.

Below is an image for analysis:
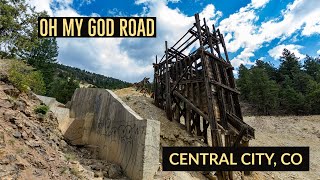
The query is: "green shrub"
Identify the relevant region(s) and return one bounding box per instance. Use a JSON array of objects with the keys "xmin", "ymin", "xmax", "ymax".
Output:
[
  {"xmin": 34, "ymin": 105, "xmax": 49, "ymax": 115},
  {"xmin": 47, "ymin": 77, "xmax": 79, "ymax": 104},
  {"xmin": 28, "ymin": 71, "xmax": 46, "ymax": 94},
  {"xmin": 8, "ymin": 60, "xmax": 46, "ymax": 94}
]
